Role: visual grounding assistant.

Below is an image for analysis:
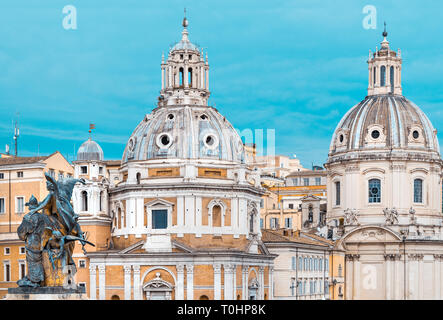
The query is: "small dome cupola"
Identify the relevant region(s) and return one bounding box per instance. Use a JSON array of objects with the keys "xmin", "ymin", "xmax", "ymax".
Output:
[
  {"xmin": 77, "ymin": 138, "xmax": 104, "ymax": 161},
  {"xmin": 160, "ymin": 12, "xmax": 210, "ymax": 106},
  {"xmin": 367, "ymin": 23, "xmax": 402, "ymax": 96}
]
